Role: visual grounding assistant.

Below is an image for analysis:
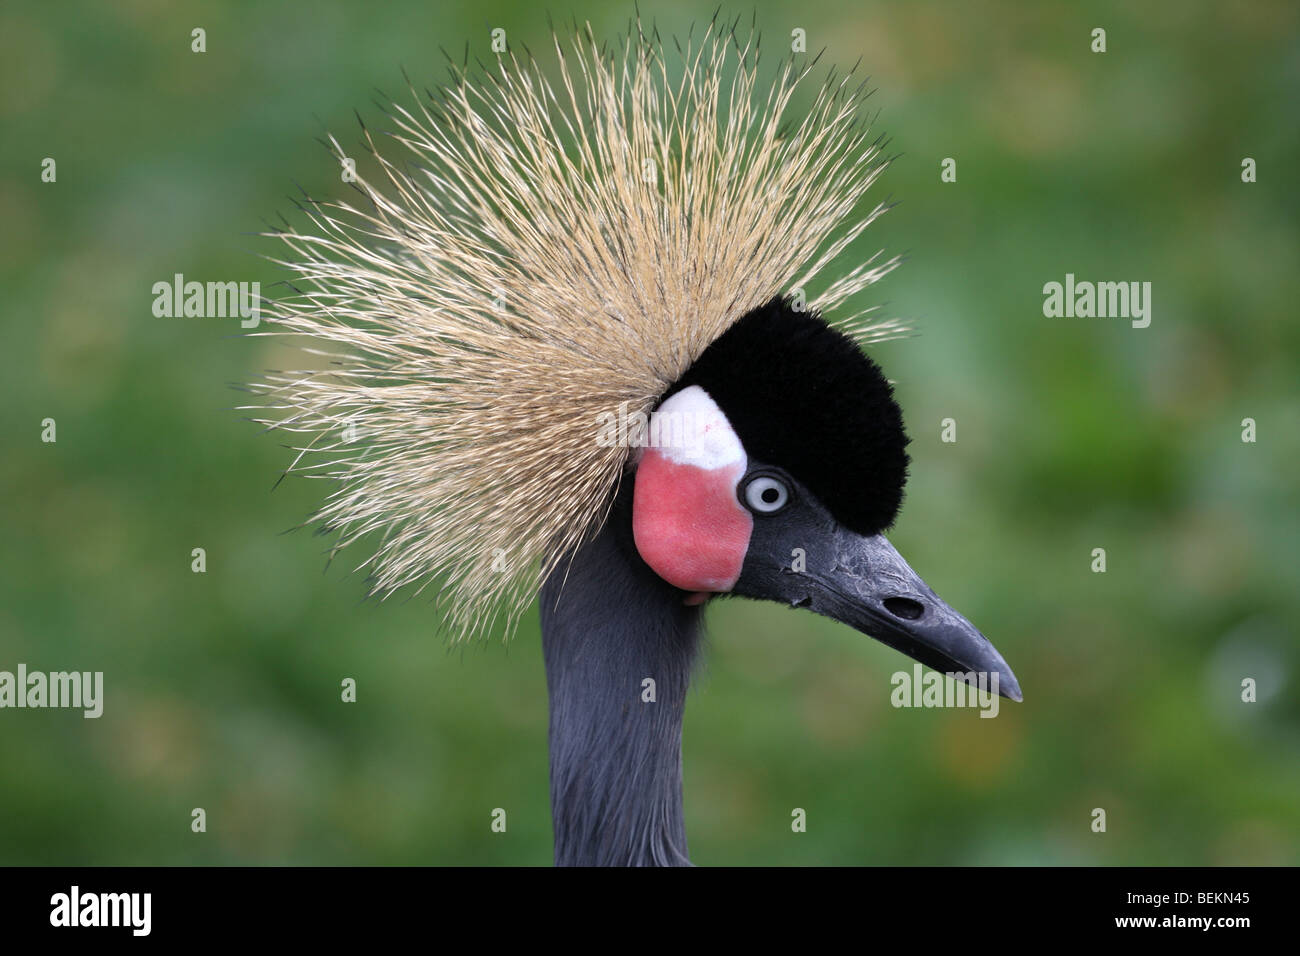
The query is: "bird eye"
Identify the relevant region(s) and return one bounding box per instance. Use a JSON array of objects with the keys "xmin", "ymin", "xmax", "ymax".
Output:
[{"xmin": 743, "ymin": 475, "xmax": 789, "ymax": 514}]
